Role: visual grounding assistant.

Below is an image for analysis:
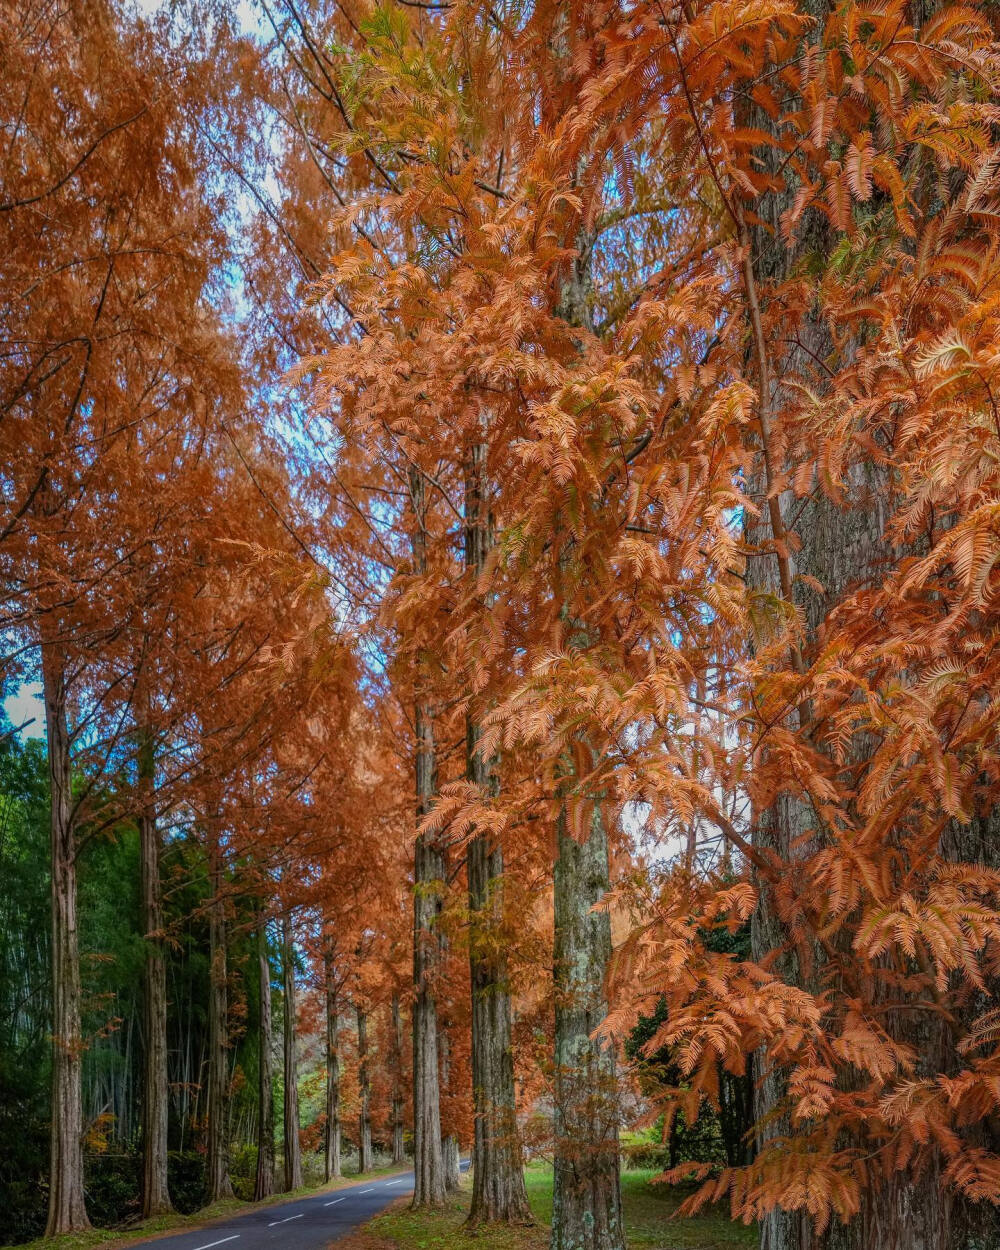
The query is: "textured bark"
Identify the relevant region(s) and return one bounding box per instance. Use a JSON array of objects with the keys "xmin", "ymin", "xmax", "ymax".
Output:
[
  {"xmin": 410, "ymin": 466, "xmax": 446, "ymax": 1208},
  {"xmin": 42, "ymin": 643, "xmax": 90, "ymax": 1236},
  {"xmin": 444, "ymin": 1133, "xmax": 461, "ymax": 1191},
  {"xmin": 412, "ymin": 797, "xmax": 446, "ymax": 1205},
  {"xmin": 254, "ymin": 917, "xmax": 274, "ymax": 1200},
  {"xmin": 391, "ymin": 994, "xmax": 405, "ymax": 1165},
  {"xmin": 551, "ymin": 803, "xmax": 624, "ymax": 1250},
  {"xmin": 440, "ymin": 1028, "xmax": 461, "ymax": 1192},
  {"xmin": 464, "ymin": 441, "xmax": 531, "ymax": 1225},
  {"xmin": 138, "ymin": 720, "xmax": 172, "ymax": 1217},
  {"xmin": 207, "ymin": 846, "xmax": 234, "ymax": 1202},
  {"xmin": 325, "ymin": 949, "xmax": 341, "ymax": 1182},
  {"xmin": 282, "ymin": 912, "xmax": 302, "ymax": 1192},
  {"xmin": 357, "ymin": 1003, "xmax": 372, "ymax": 1173},
  {"xmin": 467, "ymin": 822, "xmax": 529, "ymax": 1221}
]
